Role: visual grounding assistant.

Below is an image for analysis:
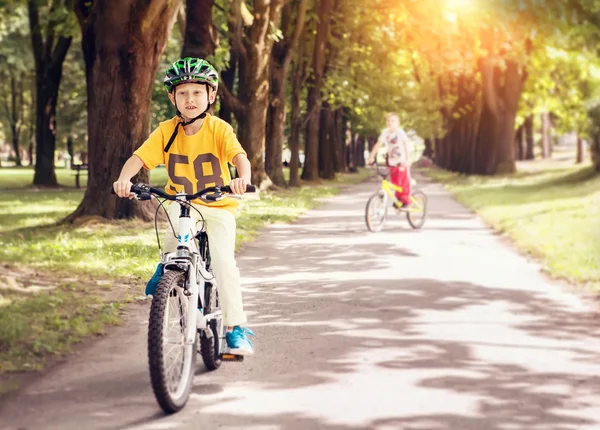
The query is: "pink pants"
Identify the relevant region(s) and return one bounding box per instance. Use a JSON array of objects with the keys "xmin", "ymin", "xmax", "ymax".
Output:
[{"xmin": 389, "ymin": 164, "xmax": 411, "ymax": 205}]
